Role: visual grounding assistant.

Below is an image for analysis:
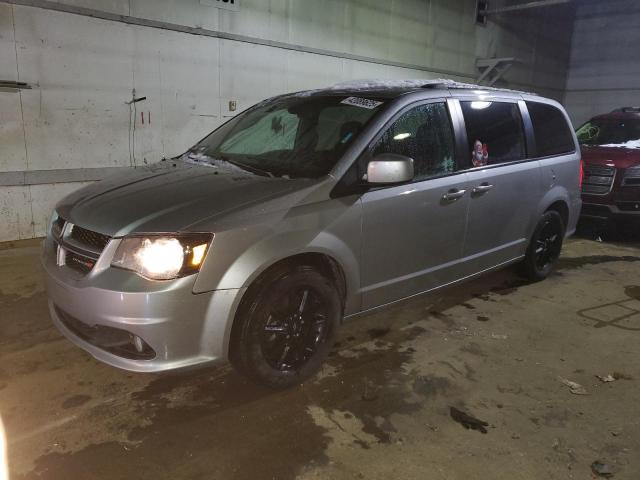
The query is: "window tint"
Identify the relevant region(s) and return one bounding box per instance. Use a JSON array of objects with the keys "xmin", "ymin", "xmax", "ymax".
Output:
[
  {"xmin": 460, "ymin": 101, "xmax": 526, "ymax": 167},
  {"xmin": 526, "ymin": 102, "xmax": 575, "ymax": 156},
  {"xmin": 371, "ymin": 103, "xmax": 455, "ymax": 181}
]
